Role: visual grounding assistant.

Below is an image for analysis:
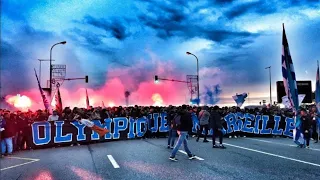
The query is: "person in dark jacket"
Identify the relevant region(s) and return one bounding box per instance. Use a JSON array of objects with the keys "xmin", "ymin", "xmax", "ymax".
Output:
[
  {"xmin": 300, "ymin": 108, "xmax": 312, "ymax": 148},
  {"xmin": 210, "ymin": 106, "xmax": 226, "ymax": 149},
  {"xmin": 310, "ymin": 106, "xmax": 319, "ymax": 143},
  {"xmin": 169, "ymin": 105, "xmax": 195, "ymax": 161},
  {"xmin": 167, "ymin": 107, "xmax": 177, "ymax": 149},
  {"xmin": 1, "ymin": 113, "xmax": 14, "ymax": 156},
  {"xmin": 18, "ymin": 114, "xmax": 33, "ymax": 150},
  {"xmin": 0, "ymin": 115, "xmax": 6, "ymax": 157}
]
